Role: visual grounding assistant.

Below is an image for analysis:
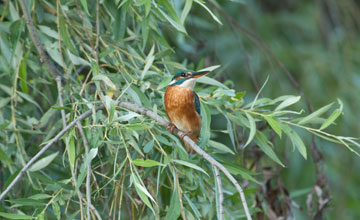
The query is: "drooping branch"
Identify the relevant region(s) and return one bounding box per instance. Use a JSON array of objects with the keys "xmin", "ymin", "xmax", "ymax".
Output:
[
  {"xmin": 19, "ymin": 0, "xmax": 61, "ymax": 79},
  {"xmin": 0, "ymin": 101, "xmax": 253, "ymax": 220}
]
